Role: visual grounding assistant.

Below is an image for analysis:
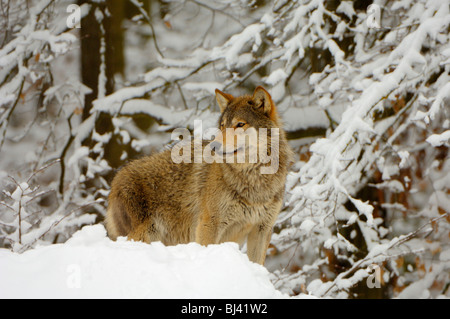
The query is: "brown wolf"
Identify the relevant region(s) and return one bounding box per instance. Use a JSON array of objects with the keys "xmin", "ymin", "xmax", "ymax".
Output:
[{"xmin": 105, "ymin": 86, "xmax": 293, "ymax": 265}]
